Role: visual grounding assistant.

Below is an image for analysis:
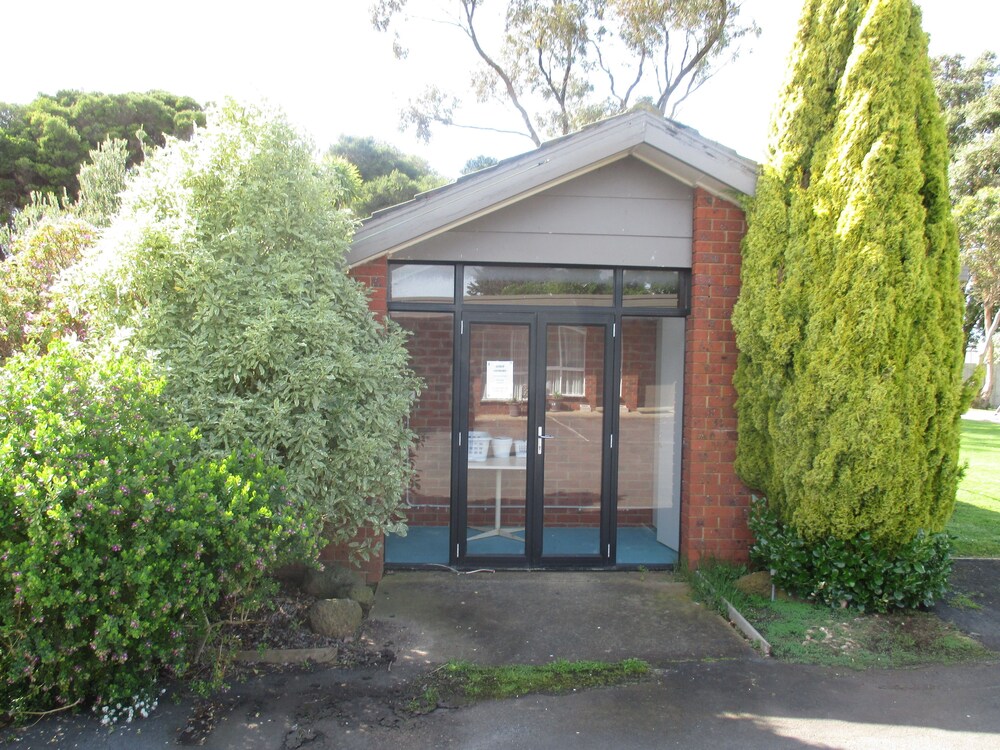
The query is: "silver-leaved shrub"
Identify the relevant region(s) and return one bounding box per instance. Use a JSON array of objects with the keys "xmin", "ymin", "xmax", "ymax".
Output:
[{"xmin": 64, "ymin": 101, "xmax": 419, "ymax": 556}]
